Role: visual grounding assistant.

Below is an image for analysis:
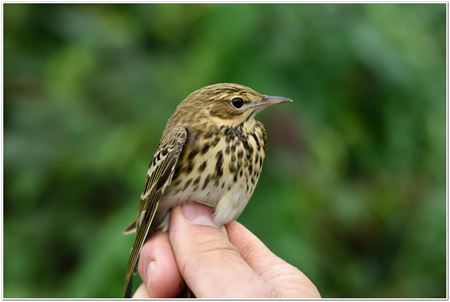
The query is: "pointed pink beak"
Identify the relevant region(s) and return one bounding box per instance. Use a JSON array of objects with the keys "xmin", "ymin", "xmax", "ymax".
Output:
[{"xmin": 252, "ymin": 95, "xmax": 293, "ymax": 110}]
